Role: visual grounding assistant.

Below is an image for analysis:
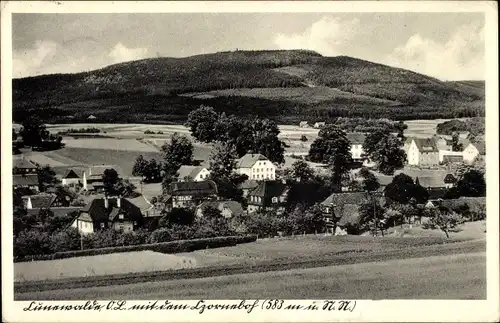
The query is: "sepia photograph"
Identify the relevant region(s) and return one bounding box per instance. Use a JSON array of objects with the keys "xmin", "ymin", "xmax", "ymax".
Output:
[{"xmin": 1, "ymin": 1, "xmax": 499, "ymax": 322}]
